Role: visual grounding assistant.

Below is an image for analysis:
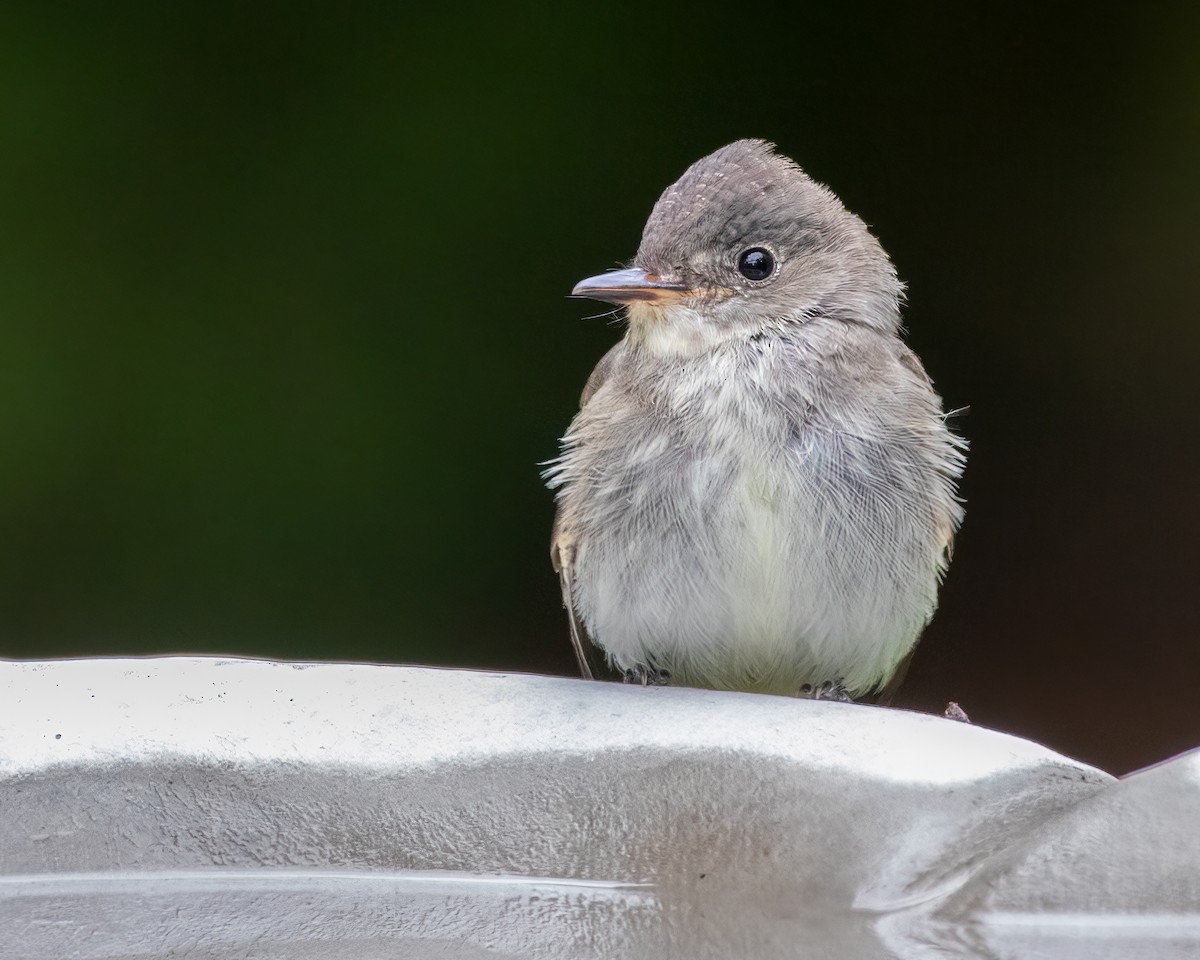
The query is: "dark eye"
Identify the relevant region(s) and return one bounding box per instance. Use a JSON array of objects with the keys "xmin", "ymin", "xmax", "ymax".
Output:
[{"xmin": 737, "ymin": 247, "xmax": 775, "ymax": 281}]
